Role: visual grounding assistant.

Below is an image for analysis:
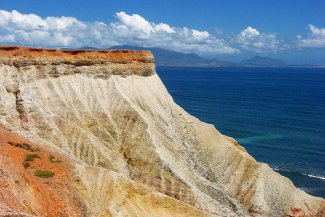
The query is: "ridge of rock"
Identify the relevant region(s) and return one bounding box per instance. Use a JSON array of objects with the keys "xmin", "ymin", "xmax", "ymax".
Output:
[
  {"xmin": 0, "ymin": 46, "xmax": 155, "ymax": 76},
  {"xmin": 0, "ymin": 46, "xmax": 154, "ymax": 64}
]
